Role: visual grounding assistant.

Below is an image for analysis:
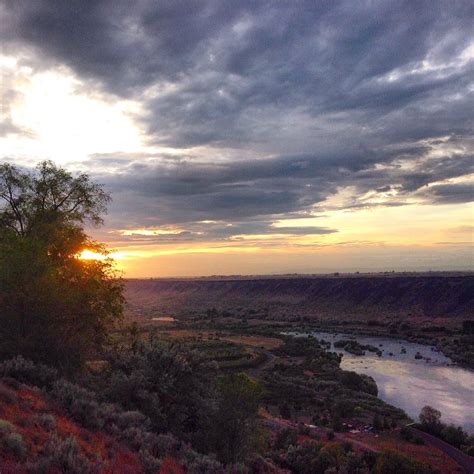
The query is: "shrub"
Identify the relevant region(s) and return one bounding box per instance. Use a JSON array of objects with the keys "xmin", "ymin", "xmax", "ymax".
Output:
[
  {"xmin": 0, "ymin": 384, "xmax": 18, "ymax": 404},
  {"xmin": 274, "ymin": 428, "xmax": 297, "ymax": 450},
  {"xmin": 399, "ymin": 426, "xmax": 424, "ymax": 445},
  {"xmin": 0, "ymin": 356, "xmax": 223, "ymax": 472},
  {"xmin": 138, "ymin": 448, "xmax": 162, "ymax": 473},
  {"xmin": 51, "ymin": 380, "xmax": 104, "ymax": 430},
  {"xmin": 286, "ymin": 441, "xmax": 323, "ymax": 474},
  {"xmin": 0, "ymin": 356, "xmax": 58, "ymax": 389},
  {"xmin": 0, "ymin": 419, "xmax": 13, "ymax": 434},
  {"xmin": 16, "ymin": 416, "xmax": 30, "ymax": 429},
  {"xmin": 92, "ymin": 344, "xmax": 216, "ymax": 440},
  {"xmin": 116, "ymin": 410, "xmax": 148, "ymax": 431},
  {"xmin": 317, "ymin": 443, "xmax": 347, "ymax": 472},
  {"xmin": 37, "ymin": 414, "xmax": 56, "ymax": 431},
  {"xmin": 3, "ymin": 432, "xmax": 26, "ymax": 459},
  {"xmin": 30, "ymin": 435, "xmax": 99, "ymax": 474}
]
